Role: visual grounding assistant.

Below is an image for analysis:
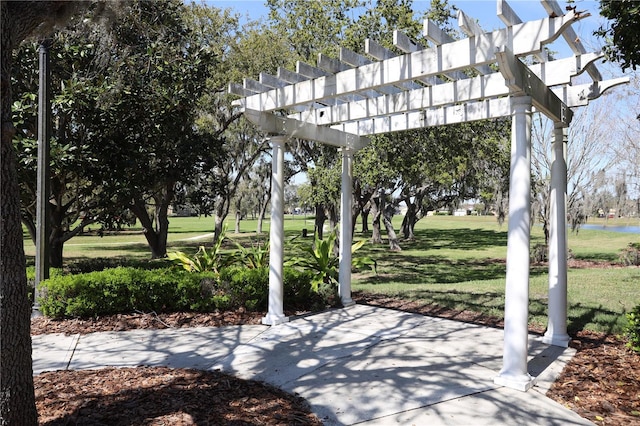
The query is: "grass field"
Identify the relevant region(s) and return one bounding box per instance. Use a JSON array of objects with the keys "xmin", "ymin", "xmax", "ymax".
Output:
[{"xmin": 24, "ymin": 214, "xmax": 639, "ymax": 333}]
